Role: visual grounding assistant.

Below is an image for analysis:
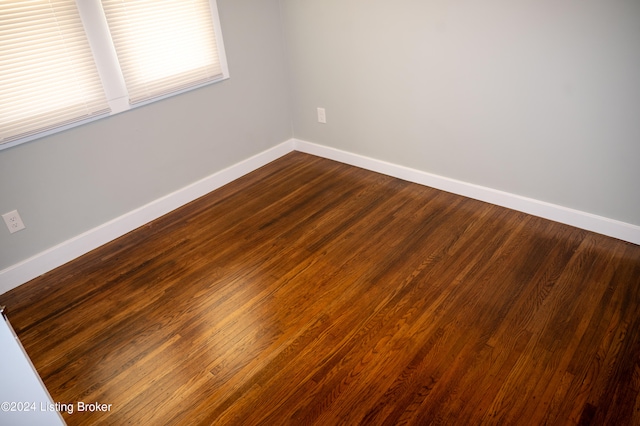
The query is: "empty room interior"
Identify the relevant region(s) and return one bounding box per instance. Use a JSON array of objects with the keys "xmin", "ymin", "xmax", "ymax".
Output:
[{"xmin": 1, "ymin": 0, "xmax": 639, "ymax": 425}]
